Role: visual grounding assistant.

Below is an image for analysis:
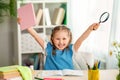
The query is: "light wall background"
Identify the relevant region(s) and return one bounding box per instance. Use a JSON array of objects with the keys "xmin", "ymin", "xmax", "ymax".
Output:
[
  {"xmin": 0, "ymin": 0, "xmax": 120, "ymax": 69},
  {"xmin": 70, "ymin": 0, "xmax": 120, "ymax": 69}
]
